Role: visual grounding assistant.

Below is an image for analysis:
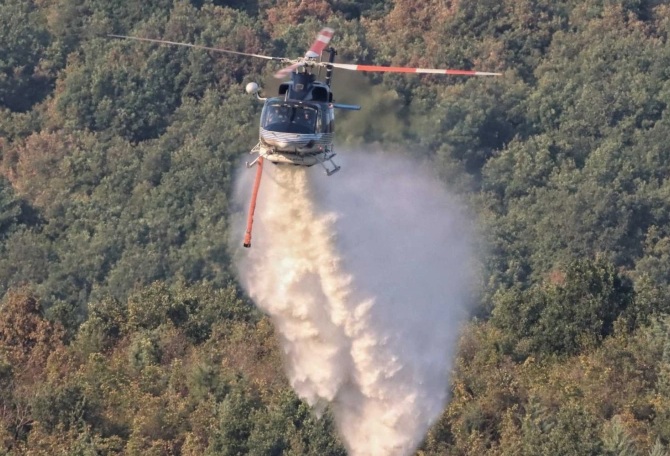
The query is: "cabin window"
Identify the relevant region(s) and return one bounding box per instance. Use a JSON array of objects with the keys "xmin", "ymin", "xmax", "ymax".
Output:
[{"xmin": 262, "ymin": 102, "xmax": 319, "ymax": 134}]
